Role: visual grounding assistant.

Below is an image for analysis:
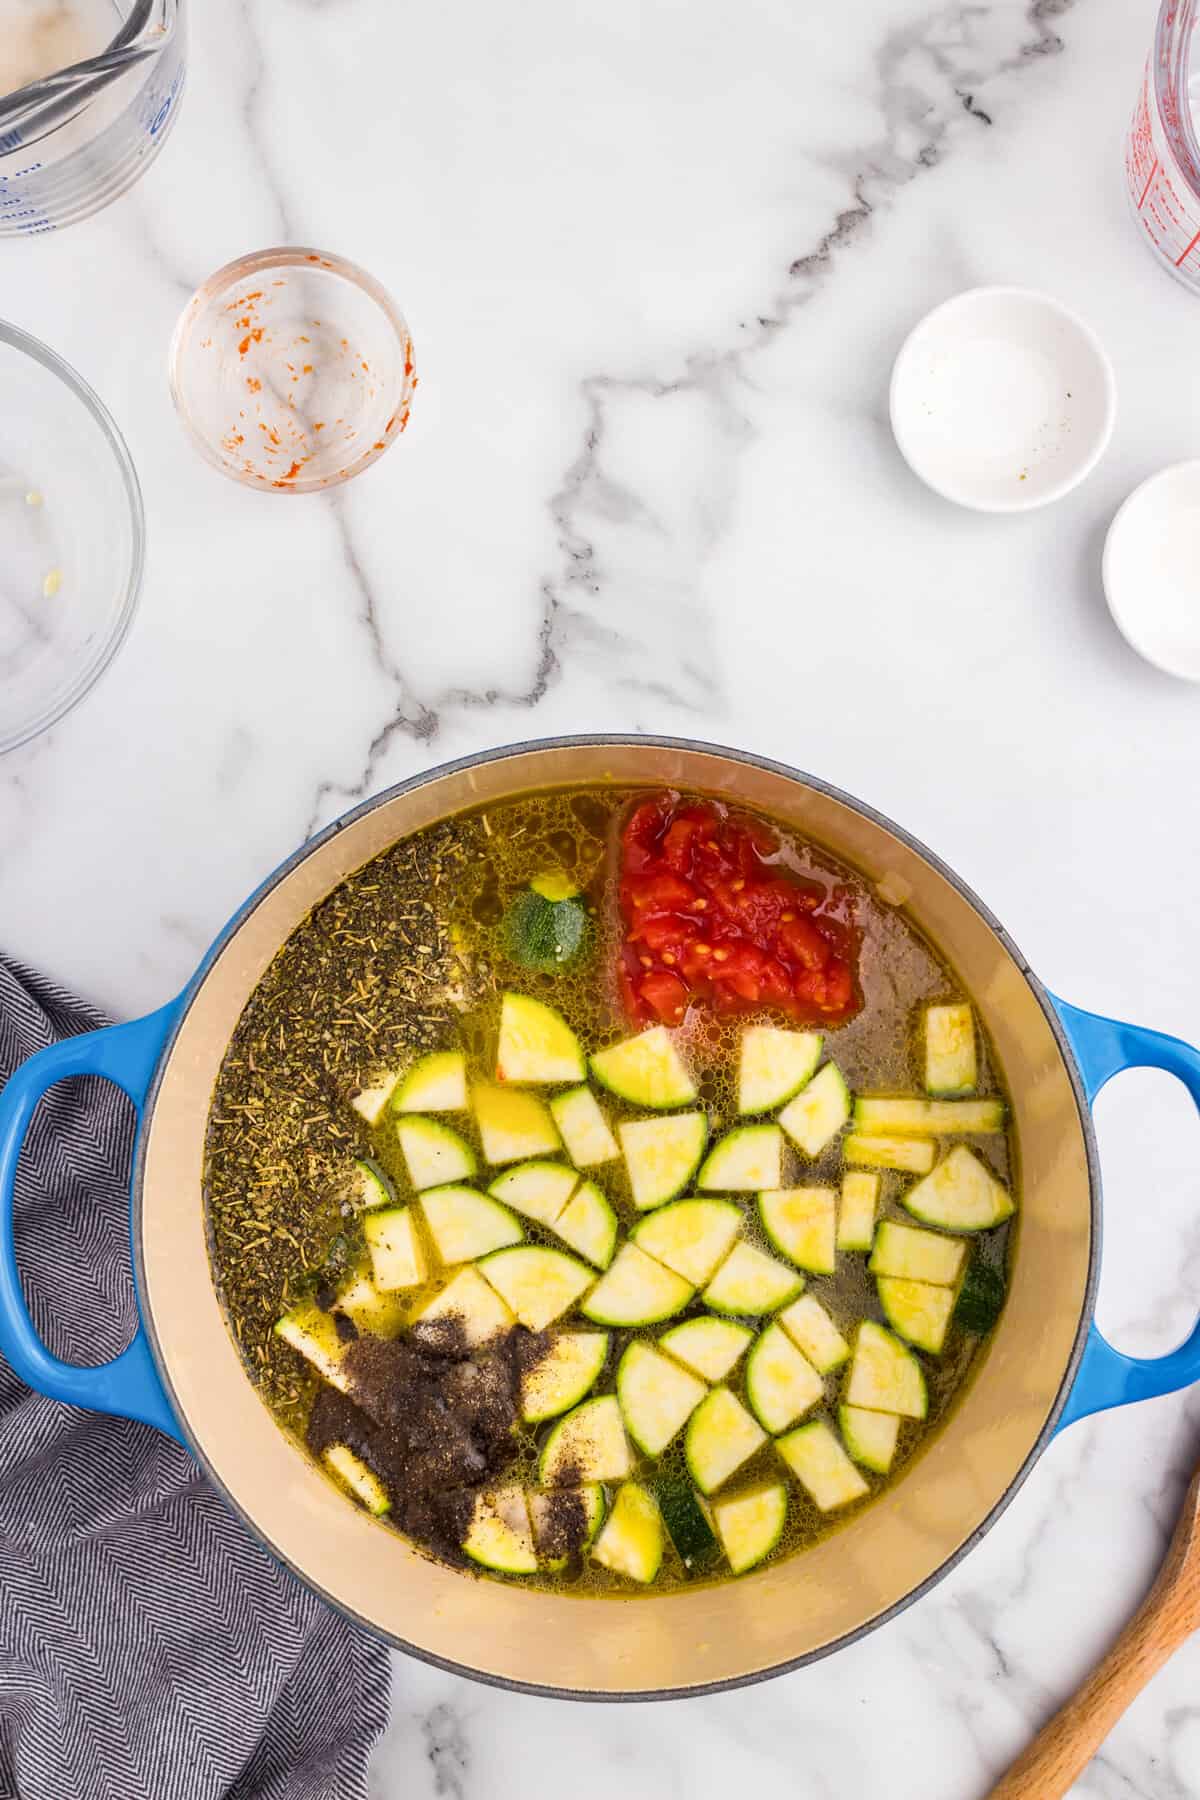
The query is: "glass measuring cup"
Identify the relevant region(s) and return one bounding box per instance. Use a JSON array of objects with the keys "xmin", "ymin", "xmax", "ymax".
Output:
[{"xmin": 0, "ymin": 0, "xmax": 185, "ymax": 236}]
